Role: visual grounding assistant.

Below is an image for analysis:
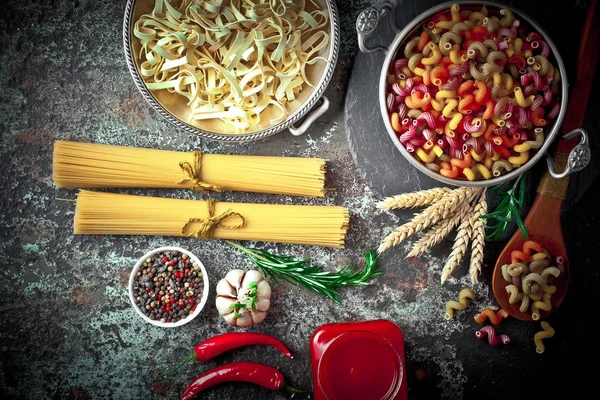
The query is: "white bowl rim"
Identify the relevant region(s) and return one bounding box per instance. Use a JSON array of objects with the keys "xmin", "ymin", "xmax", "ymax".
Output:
[{"xmin": 128, "ymin": 246, "xmax": 210, "ymax": 328}]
